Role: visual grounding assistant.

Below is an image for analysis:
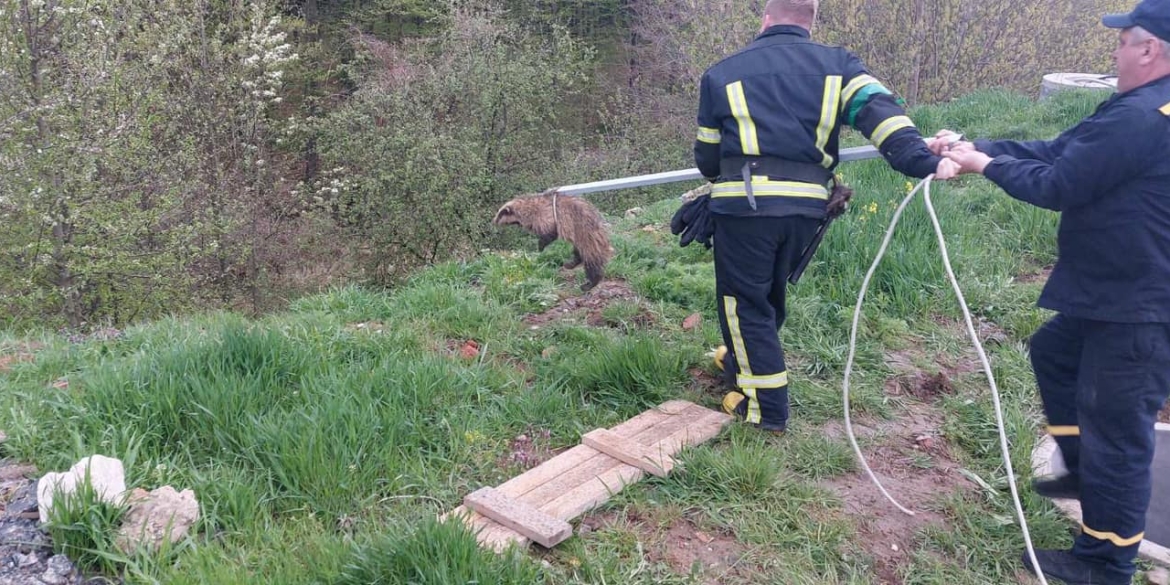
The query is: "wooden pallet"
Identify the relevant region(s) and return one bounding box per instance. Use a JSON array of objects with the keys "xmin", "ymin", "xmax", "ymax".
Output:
[{"xmin": 440, "ymin": 400, "xmax": 732, "ymax": 552}]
